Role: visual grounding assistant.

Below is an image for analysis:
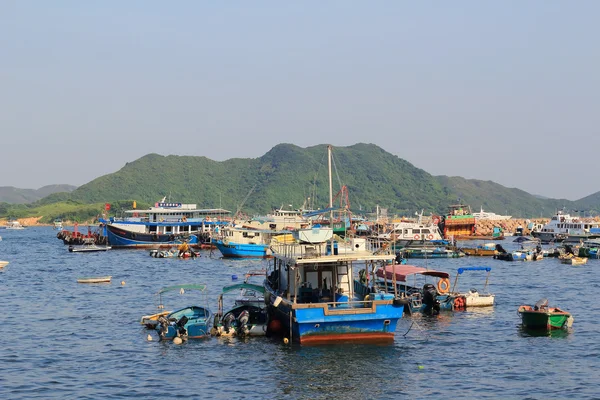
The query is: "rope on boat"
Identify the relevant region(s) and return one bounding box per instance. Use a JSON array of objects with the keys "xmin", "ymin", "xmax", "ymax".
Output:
[{"xmin": 402, "ymin": 319, "xmax": 429, "ymax": 341}]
